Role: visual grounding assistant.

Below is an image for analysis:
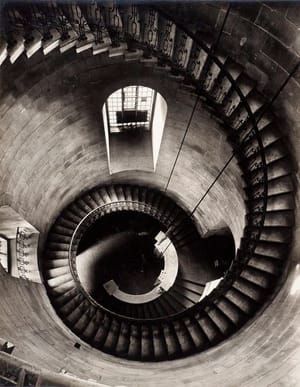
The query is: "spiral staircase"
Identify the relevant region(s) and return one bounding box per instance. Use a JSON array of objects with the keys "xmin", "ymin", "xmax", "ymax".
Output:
[
  {"xmin": 42, "ymin": 123, "xmax": 293, "ymax": 362},
  {"xmin": 0, "ymin": 1, "xmax": 297, "ymax": 384}
]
